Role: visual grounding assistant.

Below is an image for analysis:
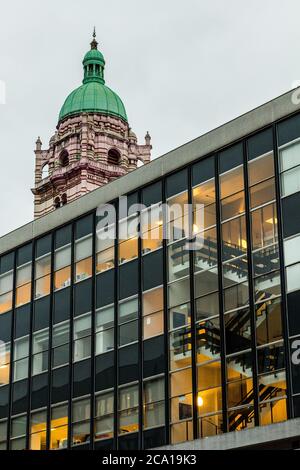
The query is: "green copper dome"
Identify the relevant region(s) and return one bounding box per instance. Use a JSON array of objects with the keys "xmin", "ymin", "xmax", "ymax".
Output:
[{"xmin": 58, "ymin": 31, "xmax": 127, "ymax": 123}]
